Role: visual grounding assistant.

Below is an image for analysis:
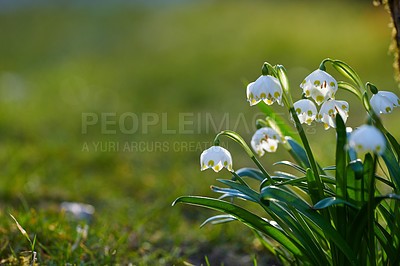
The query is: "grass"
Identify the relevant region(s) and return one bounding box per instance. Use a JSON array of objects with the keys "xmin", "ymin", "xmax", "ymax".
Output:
[{"xmin": 0, "ymin": 0, "xmax": 398, "ymax": 264}]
